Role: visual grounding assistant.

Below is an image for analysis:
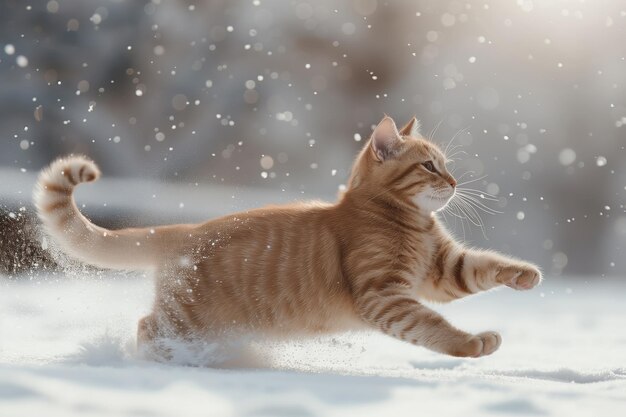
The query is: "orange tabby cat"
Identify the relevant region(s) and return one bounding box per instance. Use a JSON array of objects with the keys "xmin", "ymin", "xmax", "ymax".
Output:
[{"xmin": 34, "ymin": 116, "xmax": 541, "ymax": 359}]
